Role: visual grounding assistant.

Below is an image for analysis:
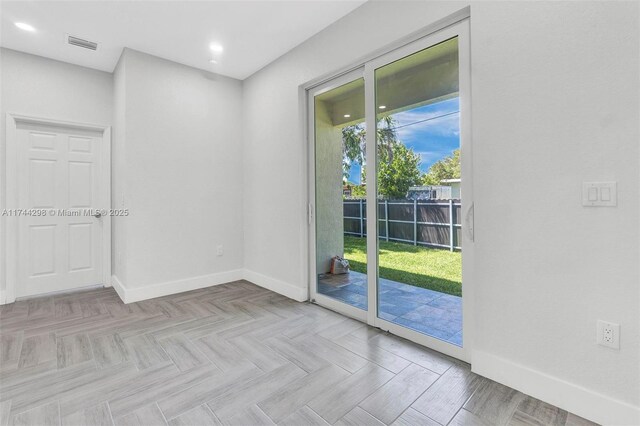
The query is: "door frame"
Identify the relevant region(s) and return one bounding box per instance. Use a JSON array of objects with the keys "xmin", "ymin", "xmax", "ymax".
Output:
[
  {"xmin": 365, "ymin": 19, "xmax": 472, "ymax": 363},
  {"xmin": 305, "ymin": 17, "xmax": 473, "ymax": 363},
  {"xmin": 307, "ymin": 68, "xmax": 368, "ymax": 323},
  {"xmin": 3, "ymin": 113, "xmax": 112, "ymax": 304}
]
